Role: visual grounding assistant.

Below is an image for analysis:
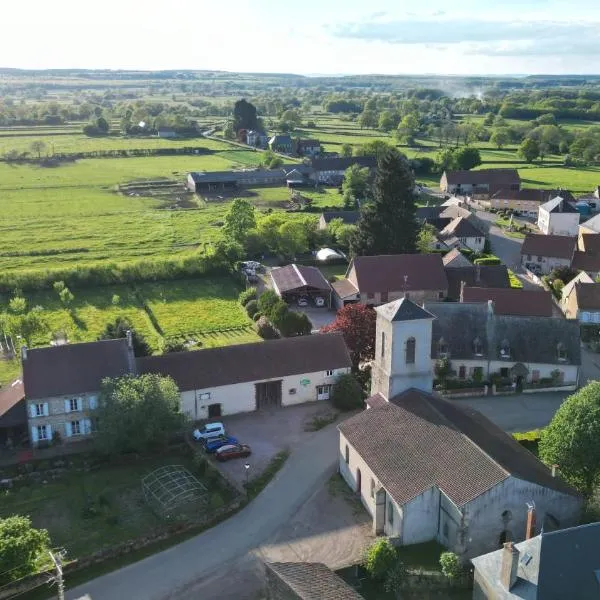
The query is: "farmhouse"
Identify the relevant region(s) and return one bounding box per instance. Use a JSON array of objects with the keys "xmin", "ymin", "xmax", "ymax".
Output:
[
  {"xmin": 0, "ymin": 379, "xmax": 26, "ymax": 448},
  {"xmin": 537, "ymin": 196, "xmax": 579, "ymax": 237},
  {"xmin": 138, "ymin": 333, "xmax": 351, "ymax": 419},
  {"xmin": 339, "ymin": 297, "xmax": 582, "ymax": 560},
  {"xmin": 22, "ymin": 338, "xmax": 134, "ymax": 445},
  {"xmin": 440, "ymin": 169, "xmax": 521, "ymax": 196},
  {"xmin": 490, "ymin": 188, "xmax": 575, "ymax": 217},
  {"xmin": 270, "ymin": 264, "xmax": 332, "ymax": 306},
  {"xmin": 471, "ymin": 522, "xmax": 600, "ymax": 599},
  {"xmin": 520, "ymin": 234, "xmax": 576, "ymax": 275},
  {"xmin": 318, "ymin": 211, "xmax": 361, "ymax": 230},
  {"xmin": 333, "ymin": 254, "xmax": 448, "ymax": 308},
  {"xmin": 310, "ymin": 156, "xmax": 377, "ymax": 185}
]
